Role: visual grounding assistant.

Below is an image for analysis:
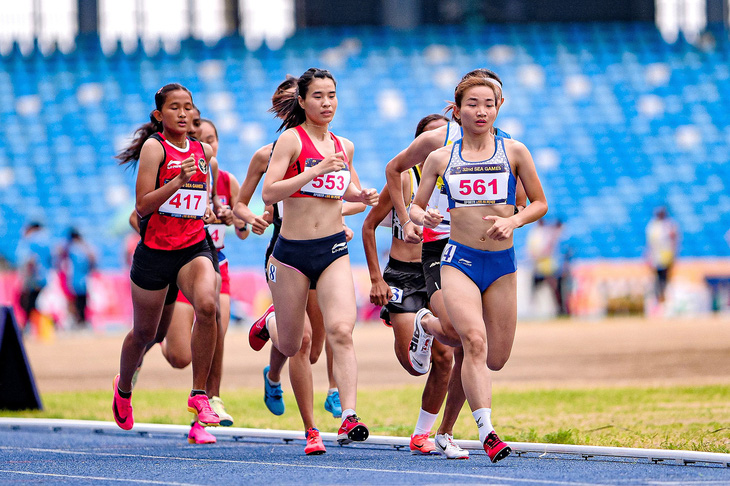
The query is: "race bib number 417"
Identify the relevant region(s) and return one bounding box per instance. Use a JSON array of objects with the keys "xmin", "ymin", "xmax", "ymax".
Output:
[{"xmin": 158, "ymin": 181, "xmax": 207, "ymax": 219}]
